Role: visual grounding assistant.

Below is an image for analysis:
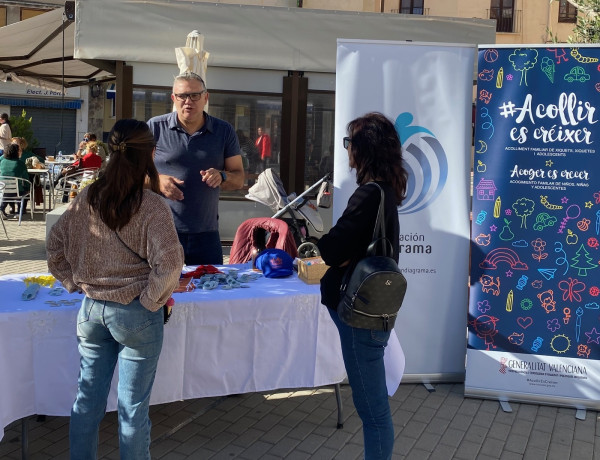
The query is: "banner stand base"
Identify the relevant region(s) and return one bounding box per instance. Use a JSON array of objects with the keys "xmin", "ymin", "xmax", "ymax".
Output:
[
  {"xmin": 576, "ymin": 409, "xmax": 586, "ymax": 421},
  {"xmin": 499, "ymin": 400, "xmax": 512, "ymax": 413},
  {"xmin": 423, "ymin": 383, "xmax": 435, "ymax": 393}
]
